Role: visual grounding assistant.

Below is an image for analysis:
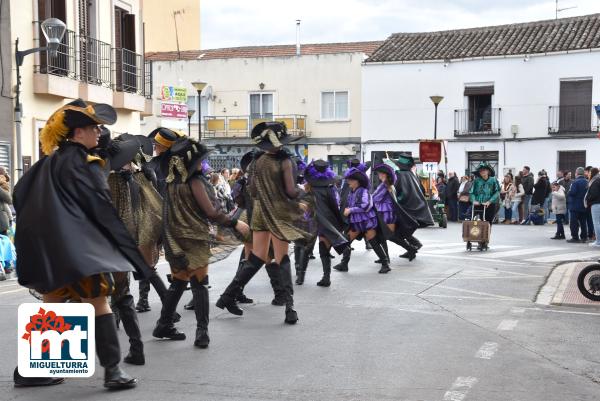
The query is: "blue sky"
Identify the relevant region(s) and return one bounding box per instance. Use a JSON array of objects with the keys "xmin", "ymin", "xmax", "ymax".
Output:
[{"xmin": 201, "ymin": 0, "xmax": 600, "ymax": 49}]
